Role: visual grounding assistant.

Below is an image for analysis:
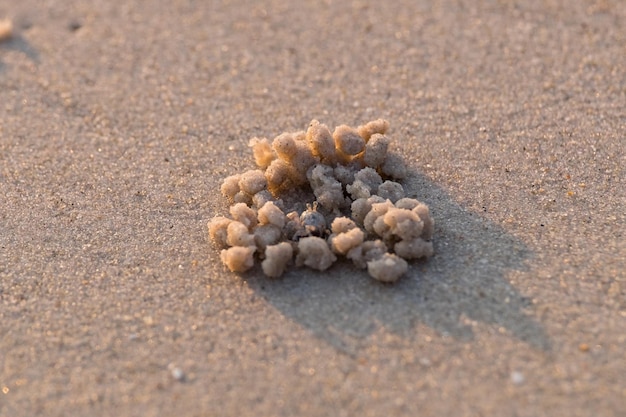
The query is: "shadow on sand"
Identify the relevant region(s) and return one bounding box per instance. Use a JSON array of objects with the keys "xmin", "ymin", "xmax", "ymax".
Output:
[
  {"xmin": 242, "ymin": 170, "xmax": 550, "ymax": 354},
  {"xmin": 0, "ymin": 33, "xmax": 39, "ymax": 72}
]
